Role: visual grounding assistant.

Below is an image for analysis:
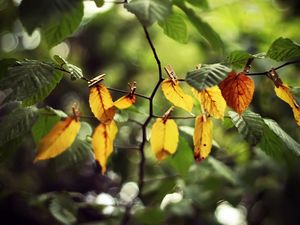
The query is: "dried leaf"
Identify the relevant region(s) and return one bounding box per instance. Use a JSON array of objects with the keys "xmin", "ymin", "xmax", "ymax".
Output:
[
  {"xmin": 161, "ymin": 79, "xmax": 193, "ymax": 112},
  {"xmin": 193, "ymin": 115, "xmax": 213, "ymax": 161},
  {"xmin": 193, "ymin": 86, "xmax": 226, "ymax": 119},
  {"xmin": 275, "ymin": 83, "xmax": 300, "ymax": 126},
  {"xmin": 150, "ymin": 118, "xmax": 179, "ymax": 160},
  {"xmin": 114, "ymin": 94, "xmax": 136, "ymax": 109},
  {"xmin": 219, "ymin": 71, "xmax": 254, "ymax": 114},
  {"xmin": 34, "ymin": 117, "xmax": 80, "ymax": 162},
  {"xmin": 89, "ymin": 84, "xmax": 115, "ymax": 123},
  {"xmin": 92, "ymin": 120, "xmax": 118, "ymax": 174}
]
